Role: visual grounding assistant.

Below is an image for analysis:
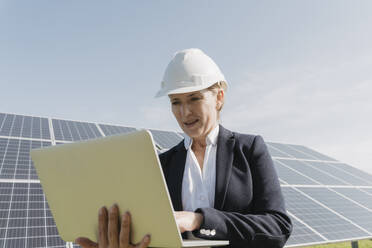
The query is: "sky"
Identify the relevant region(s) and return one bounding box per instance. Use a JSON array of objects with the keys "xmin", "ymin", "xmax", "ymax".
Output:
[{"xmin": 1, "ymin": 1, "xmax": 372, "ymax": 174}]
